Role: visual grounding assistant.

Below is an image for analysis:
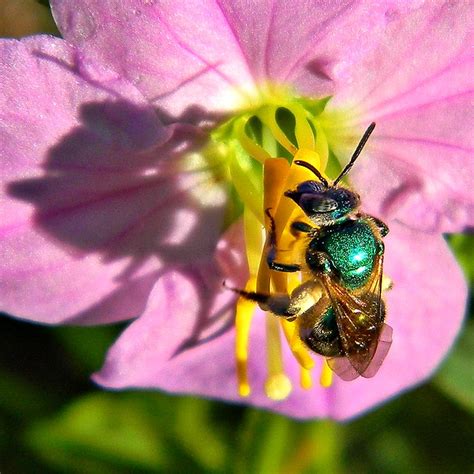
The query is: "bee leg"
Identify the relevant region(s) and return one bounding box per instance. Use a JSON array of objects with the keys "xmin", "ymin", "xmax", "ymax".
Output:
[
  {"xmin": 376, "ymin": 240, "xmax": 385, "ymax": 256},
  {"xmin": 382, "ymin": 275, "xmax": 393, "ymax": 291},
  {"xmin": 224, "ymin": 284, "xmax": 298, "ymax": 320},
  {"xmin": 366, "ymin": 215, "xmax": 389, "ymax": 237},
  {"xmin": 265, "ymin": 208, "xmax": 301, "ymax": 273},
  {"xmin": 290, "ymin": 221, "xmax": 314, "ymax": 235},
  {"xmin": 267, "ymin": 259, "xmax": 301, "ymax": 272},
  {"xmin": 307, "ymin": 250, "xmax": 337, "ymax": 276}
]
